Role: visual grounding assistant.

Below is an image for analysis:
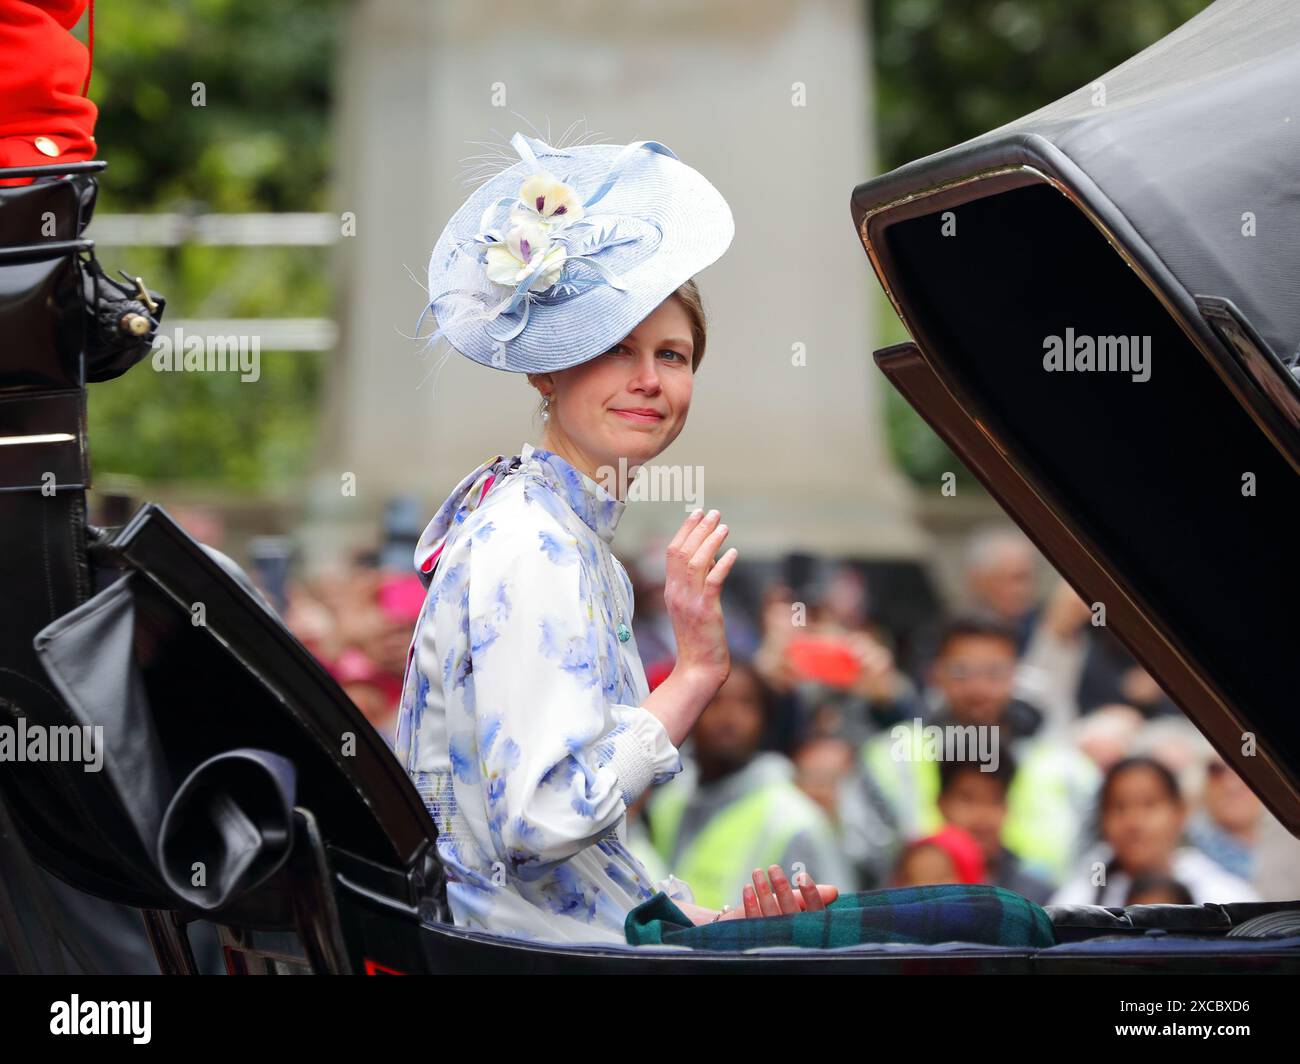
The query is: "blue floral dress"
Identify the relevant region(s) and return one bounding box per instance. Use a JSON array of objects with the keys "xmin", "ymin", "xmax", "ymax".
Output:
[{"xmin": 393, "ymin": 441, "xmax": 692, "ymax": 942}]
